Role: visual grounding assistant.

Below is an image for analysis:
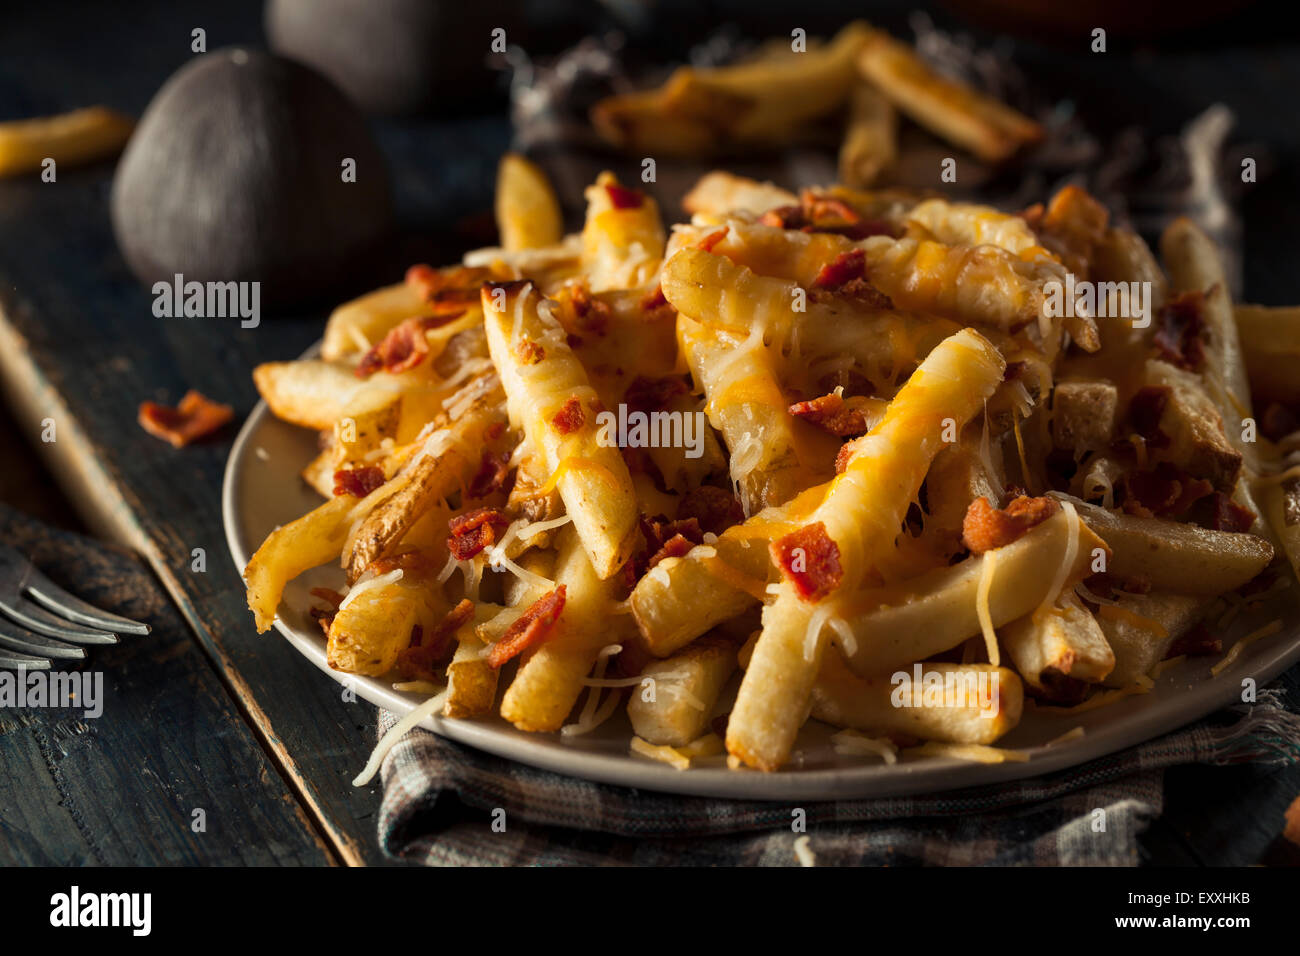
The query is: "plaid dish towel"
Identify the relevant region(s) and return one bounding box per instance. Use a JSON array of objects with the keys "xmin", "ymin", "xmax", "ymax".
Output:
[{"xmin": 373, "ymin": 686, "xmax": 1300, "ymax": 866}]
